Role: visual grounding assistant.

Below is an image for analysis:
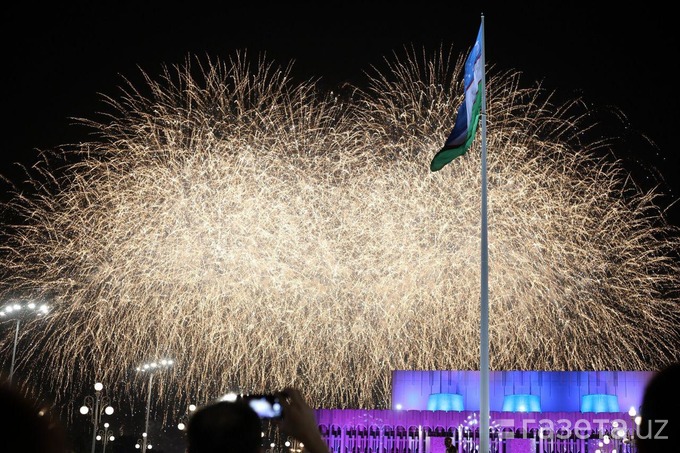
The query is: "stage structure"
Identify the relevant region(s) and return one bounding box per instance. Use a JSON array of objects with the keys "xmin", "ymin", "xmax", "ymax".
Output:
[{"xmin": 315, "ymin": 370, "xmax": 654, "ymax": 453}]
